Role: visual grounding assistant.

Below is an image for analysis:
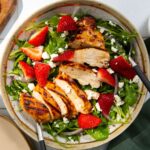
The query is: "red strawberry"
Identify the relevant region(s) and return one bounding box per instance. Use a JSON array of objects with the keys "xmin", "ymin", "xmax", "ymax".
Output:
[
  {"xmin": 57, "ymin": 15, "xmax": 77, "ymax": 32},
  {"xmin": 97, "ymin": 68, "xmax": 115, "ymax": 87},
  {"xmin": 21, "ymin": 46, "xmax": 43, "ymax": 61},
  {"xmin": 34, "ymin": 63, "xmax": 51, "ymax": 87},
  {"xmin": 110, "ymin": 56, "xmax": 136, "ymax": 79},
  {"xmin": 53, "ymin": 50, "xmax": 74, "ymax": 62},
  {"xmin": 28, "ymin": 26, "xmax": 49, "ymax": 46},
  {"xmin": 98, "ymin": 93, "xmax": 114, "ymax": 117},
  {"xmin": 19, "ymin": 61, "xmax": 35, "ymax": 81},
  {"xmin": 78, "ymin": 114, "xmax": 102, "ymax": 129}
]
